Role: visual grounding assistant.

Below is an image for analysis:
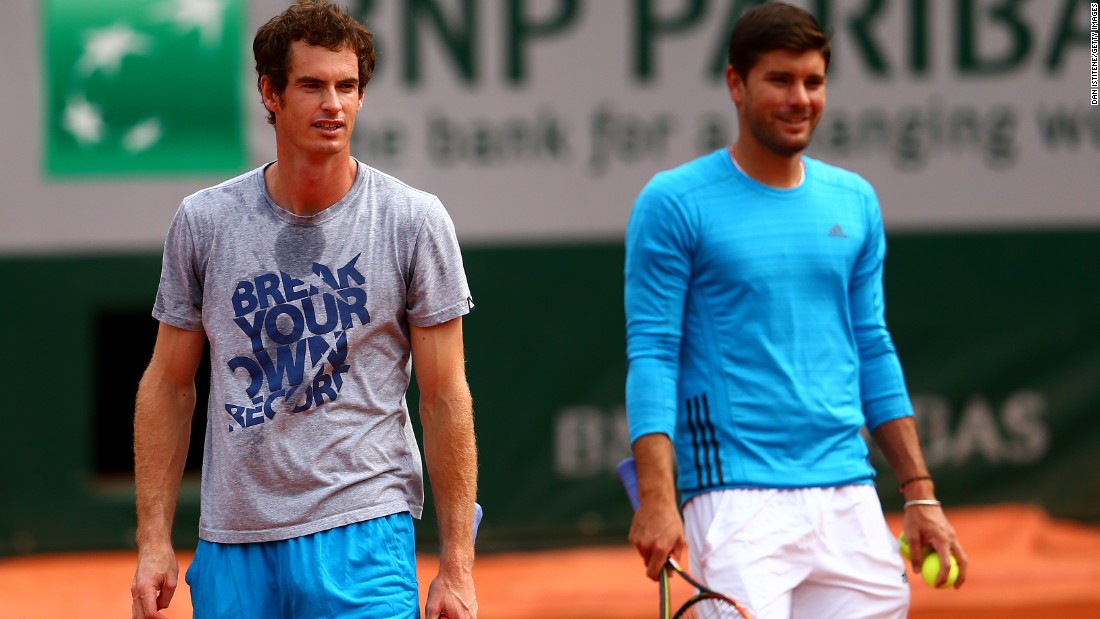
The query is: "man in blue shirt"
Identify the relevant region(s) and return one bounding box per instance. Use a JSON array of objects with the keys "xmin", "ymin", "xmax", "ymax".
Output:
[{"xmin": 624, "ymin": 3, "xmax": 967, "ymax": 616}]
